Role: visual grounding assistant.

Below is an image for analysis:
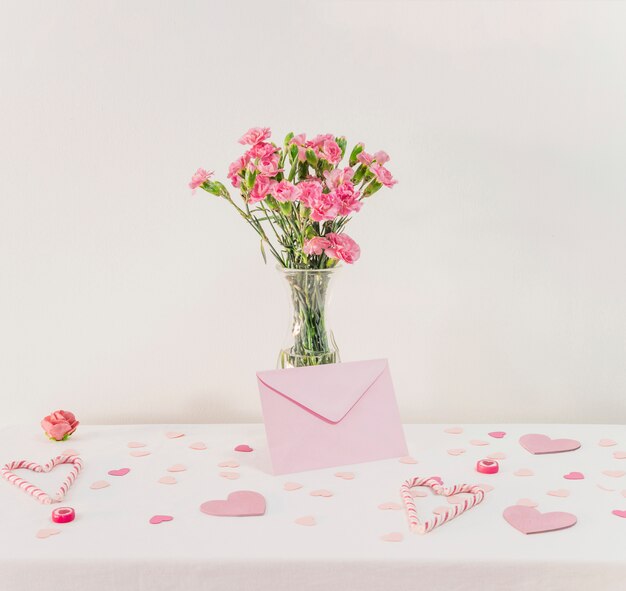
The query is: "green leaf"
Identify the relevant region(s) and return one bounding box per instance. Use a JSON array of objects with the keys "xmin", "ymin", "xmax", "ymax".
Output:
[
  {"xmin": 284, "ymin": 132, "xmax": 294, "ymax": 146},
  {"xmin": 245, "ymin": 169, "xmax": 257, "ymax": 189},
  {"xmin": 352, "ymin": 164, "xmax": 366, "ymax": 184},
  {"xmin": 260, "ymin": 239, "xmax": 267, "ymax": 264},
  {"xmin": 279, "ymin": 201, "xmax": 292, "ymax": 215},
  {"xmin": 336, "ymin": 136, "xmax": 347, "ymax": 158},
  {"xmin": 305, "ymin": 148, "xmax": 318, "ymax": 167},
  {"xmin": 363, "ymin": 179, "xmax": 383, "ymax": 197},
  {"xmin": 349, "ymin": 144, "xmax": 364, "ymax": 167},
  {"xmin": 289, "ymin": 143, "xmax": 298, "ymax": 162}
]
